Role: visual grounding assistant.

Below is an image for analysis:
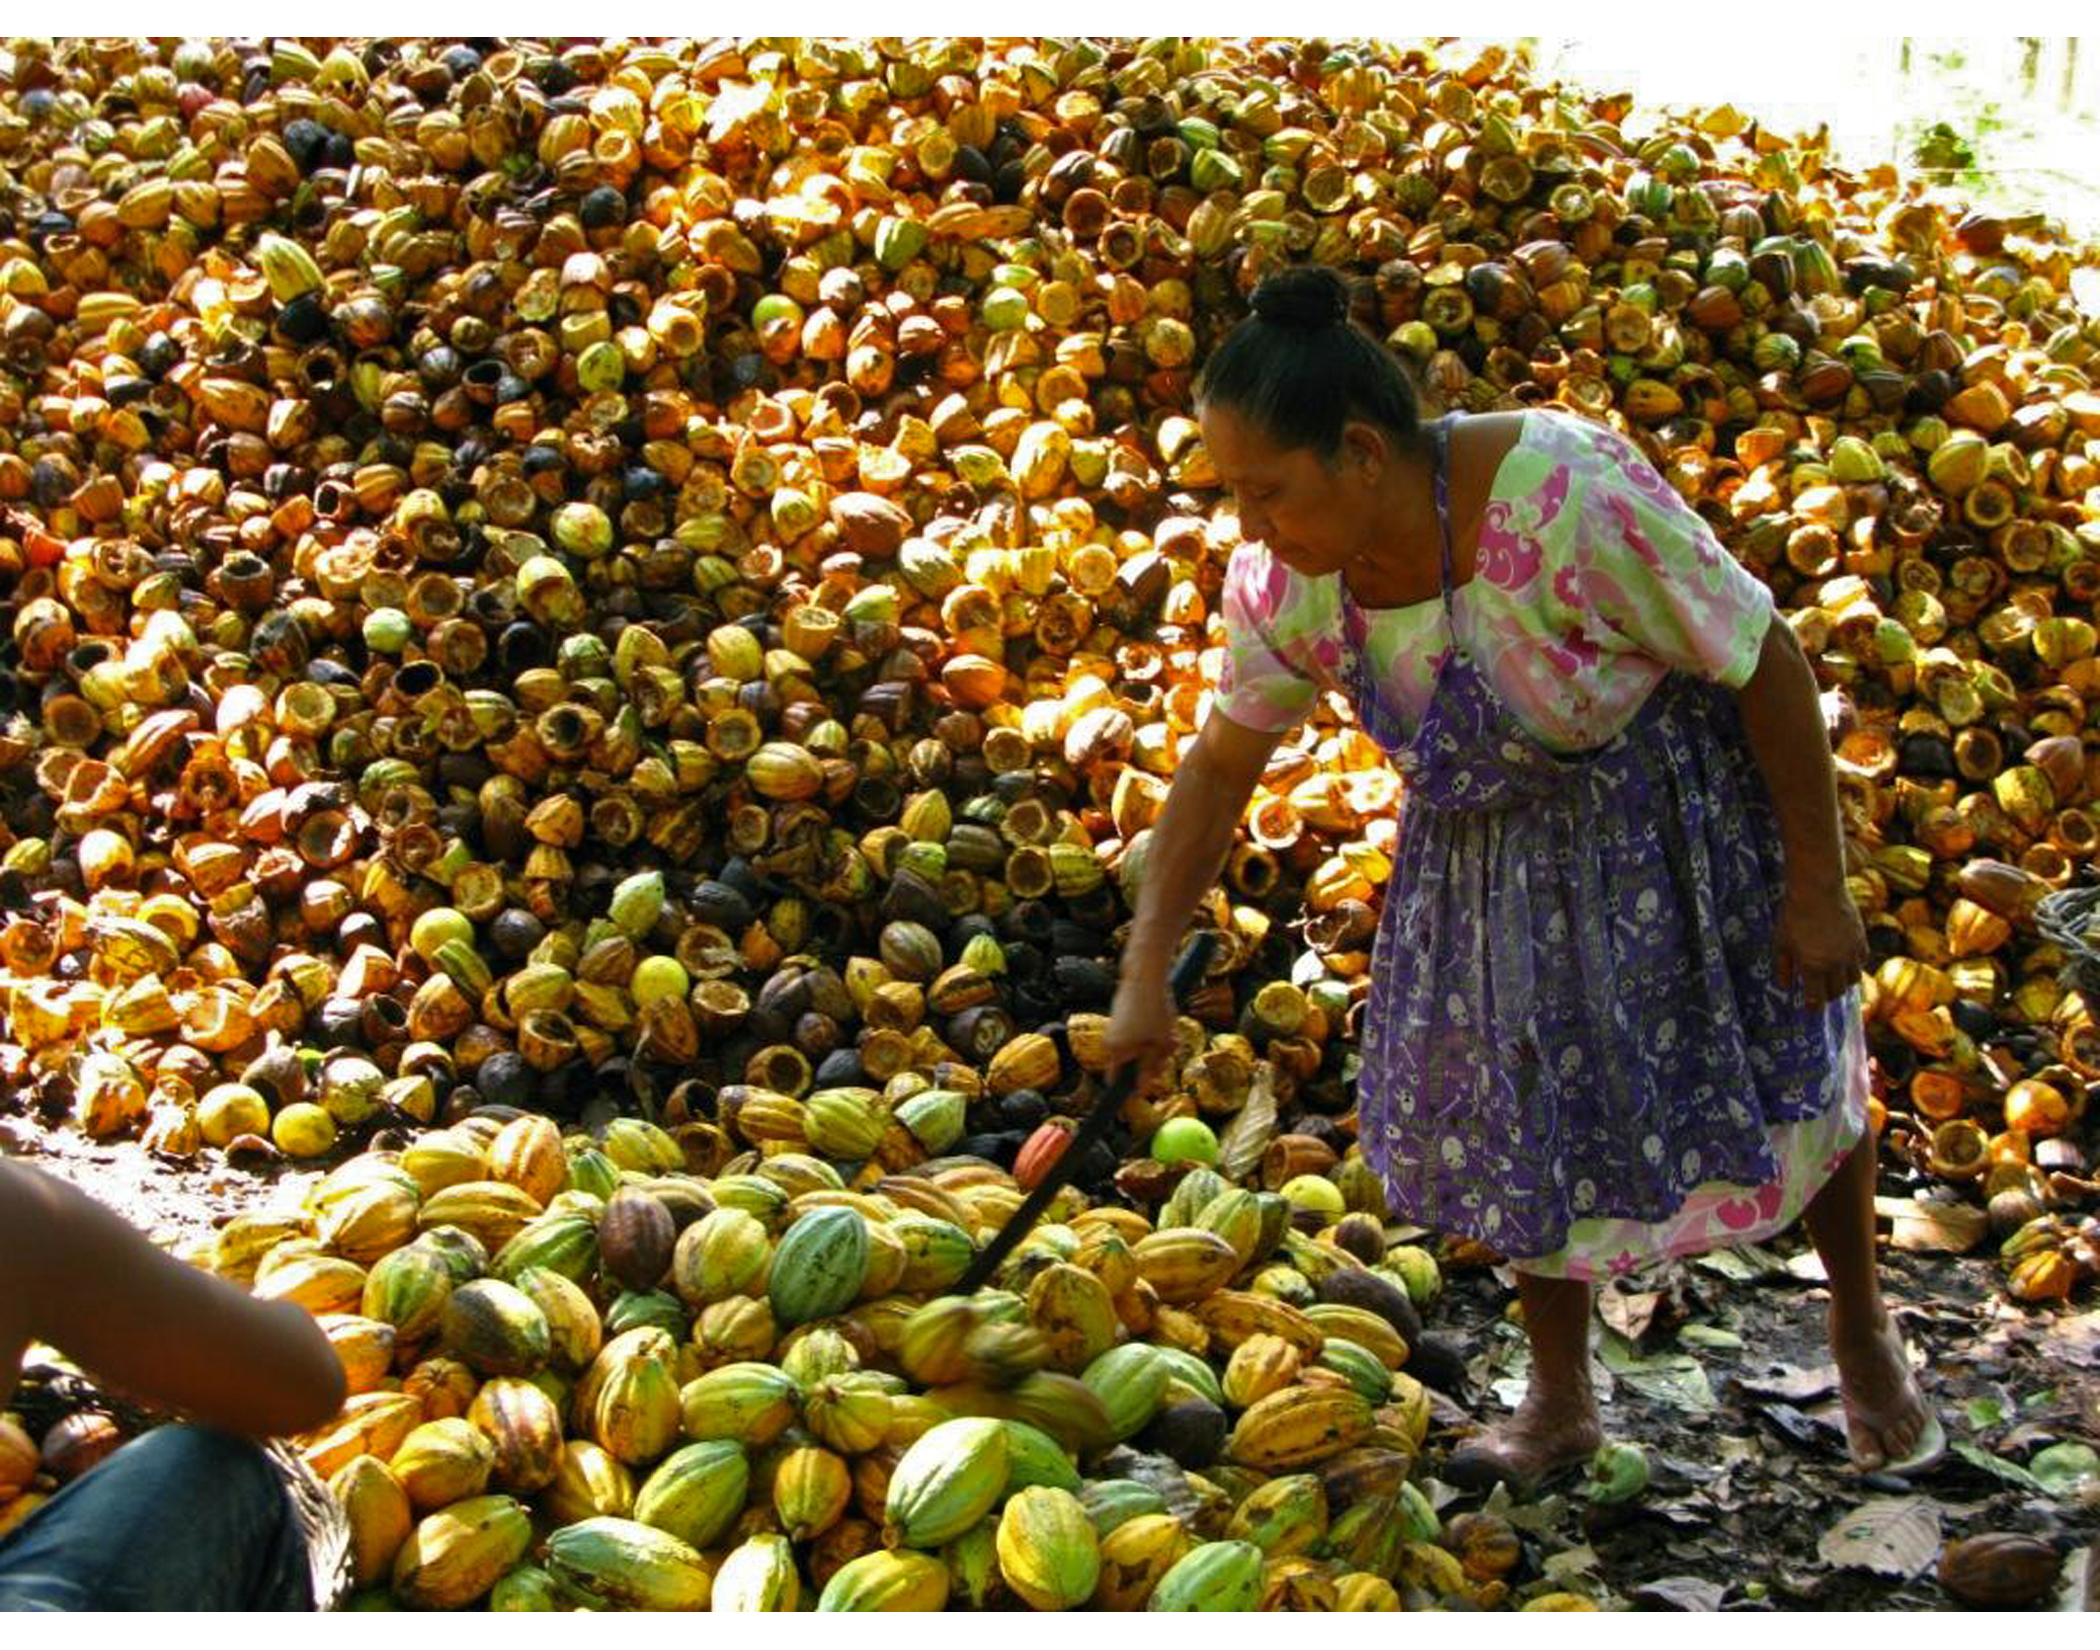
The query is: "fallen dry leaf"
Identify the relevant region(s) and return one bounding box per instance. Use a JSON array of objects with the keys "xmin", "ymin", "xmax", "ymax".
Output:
[
  {"xmin": 1600, "ymin": 1283, "xmax": 1664, "ymax": 1345},
  {"xmin": 1876, "ymin": 1194, "xmax": 1989, "ymax": 1254},
  {"xmin": 1818, "ymin": 1496, "xmax": 1943, "ymax": 1578},
  {"xmin": 1634, "ymin": 1575, "xmax": 1726, "ymax": 1610},
  {"xmin": 2045, "ymin": 1312, "xmax": 2100, "ymax": 1371}
]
